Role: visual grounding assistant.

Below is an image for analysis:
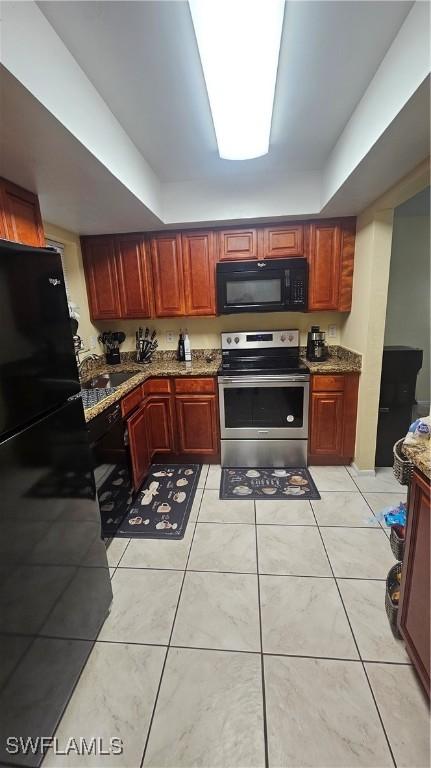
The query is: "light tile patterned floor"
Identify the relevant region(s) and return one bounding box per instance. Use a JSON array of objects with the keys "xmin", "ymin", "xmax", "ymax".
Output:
[{"xmin": 44, "ymin": 465, "xmax": 430, "ymax": 768}]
